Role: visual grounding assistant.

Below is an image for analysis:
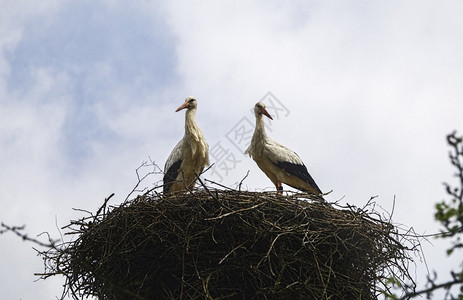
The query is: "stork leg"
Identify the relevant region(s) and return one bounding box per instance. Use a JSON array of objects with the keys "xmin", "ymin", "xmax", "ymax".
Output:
[
  {"xmin": 188, "ymin": 182, "xmax": 195, "ymax": 191},
  {"xmin": 277, "ymin": 180, "xmax": 283, "ymax": 194}
]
